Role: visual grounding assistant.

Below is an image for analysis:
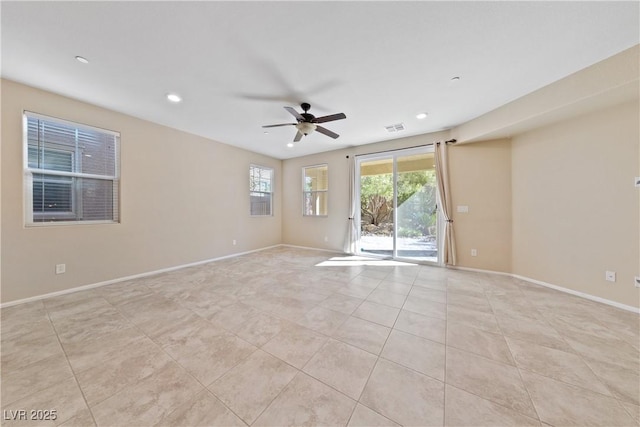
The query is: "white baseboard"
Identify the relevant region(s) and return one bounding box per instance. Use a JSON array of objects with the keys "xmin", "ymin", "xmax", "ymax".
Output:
[
  {"xmin": 449, "ymin": 265, "xmax": 513, "ymax": 277},
  {"xmin": 279, "ymin": 244, "xmax": 345, "ymax": 254},
  {"xmin": 451, "ymin": 265, "xmax": 639, "ymax": 314},
  {"xmin": 510, "ymin": 273, "xmax": 640, "ymax": 314},
  {"xmin": 0, "ymin": 245, "xmax": 281, "ymax": 308}
]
